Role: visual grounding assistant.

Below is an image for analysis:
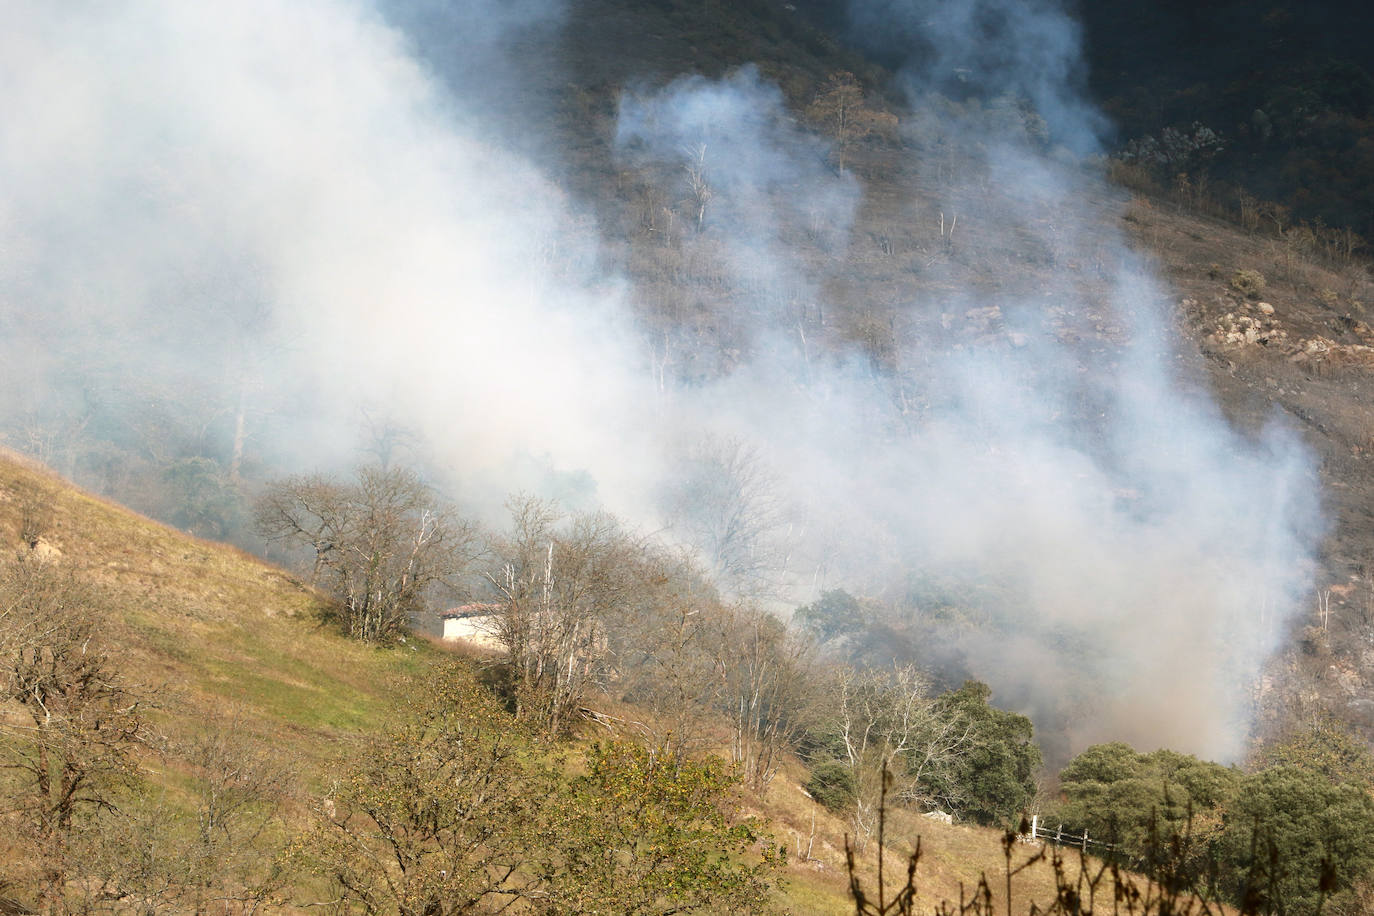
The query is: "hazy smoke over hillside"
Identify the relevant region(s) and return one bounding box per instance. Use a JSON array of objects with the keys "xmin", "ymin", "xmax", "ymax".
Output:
[
  {"xmin": 0, "ymin": 0, "xmax": 654, "ymax": 517},
  {"xmin": 0, "ymin": 0, "xmax": 1319, "ymax": 760}
]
